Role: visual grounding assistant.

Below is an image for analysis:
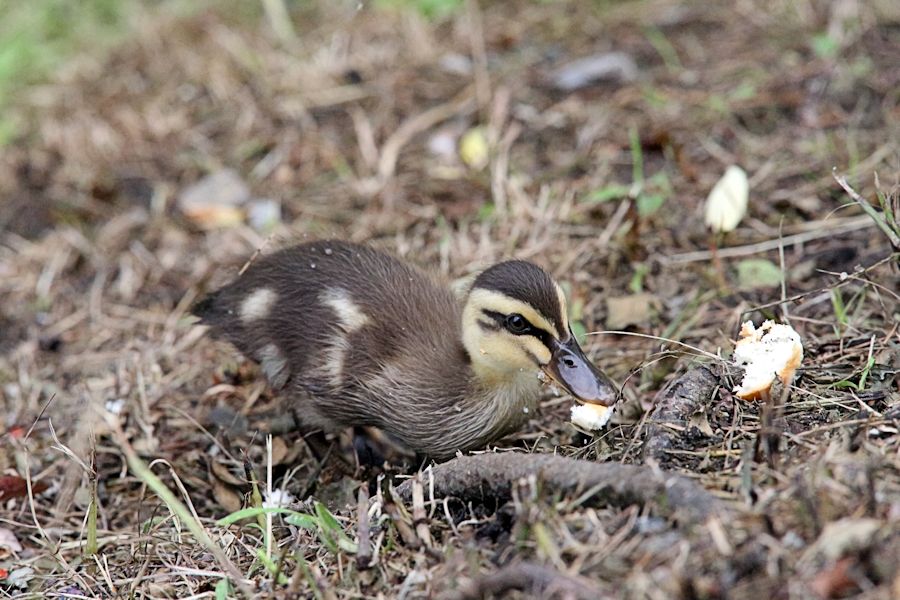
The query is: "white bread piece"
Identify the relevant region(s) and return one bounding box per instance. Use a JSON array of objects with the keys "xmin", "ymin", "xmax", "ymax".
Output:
[
  {"xmin": 732, "ymin": 320, "xmax": 803, "ymax": 400},
  {"xmin": 571, "ymin": 403, "xmax": 614, "ymax": 431}
]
